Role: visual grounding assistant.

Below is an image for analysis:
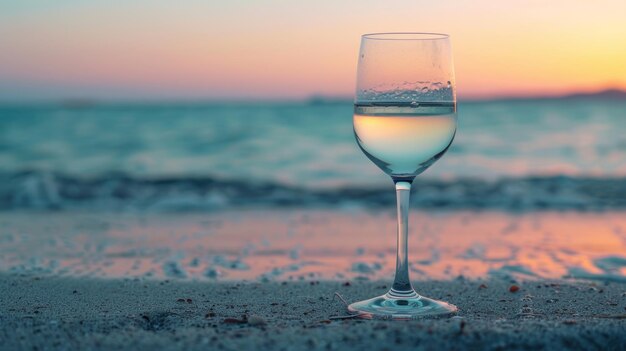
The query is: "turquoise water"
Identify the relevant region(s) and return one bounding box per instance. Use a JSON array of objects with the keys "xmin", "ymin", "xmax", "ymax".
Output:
[
  {"xmin": 2, "ymin": 99, "xmax": 626, "ymax": 282},
  {"xmin": 1, "ymin": 98, "xmax": 625, "ymax": 210}
]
